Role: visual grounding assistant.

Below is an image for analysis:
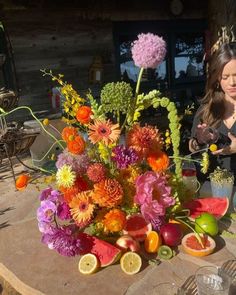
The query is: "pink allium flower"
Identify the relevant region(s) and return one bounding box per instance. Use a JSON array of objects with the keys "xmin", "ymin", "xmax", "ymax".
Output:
[
  {"xmin": 131, "ymin": 33, "xmax": 166, "ymax": 69},
  {"xmin": 87, "ymin": 163, "xmax": 106, "ymax": 183},
  {"xmin": 134, "ymin": 171, "xmax": 175, "ymax": 223}
]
